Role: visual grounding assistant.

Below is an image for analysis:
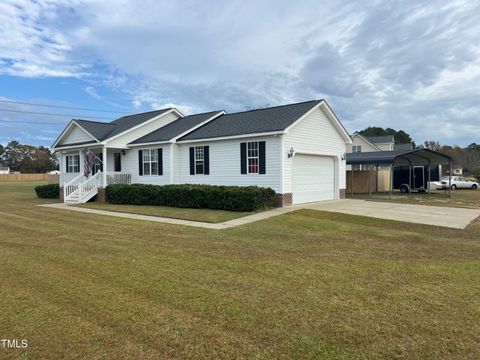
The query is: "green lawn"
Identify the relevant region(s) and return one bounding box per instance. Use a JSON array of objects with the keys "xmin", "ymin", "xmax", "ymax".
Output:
[
  {"xmin": 75, "ymin": 202, "xmax": 254, "ymax": 223},
  {"xmin": 1, "ymin": 181, "xmax": 479, "ymax": 359},
  {"xmin": 348, "ymin": 189, "xmax": 480, "ymax": 209}
]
